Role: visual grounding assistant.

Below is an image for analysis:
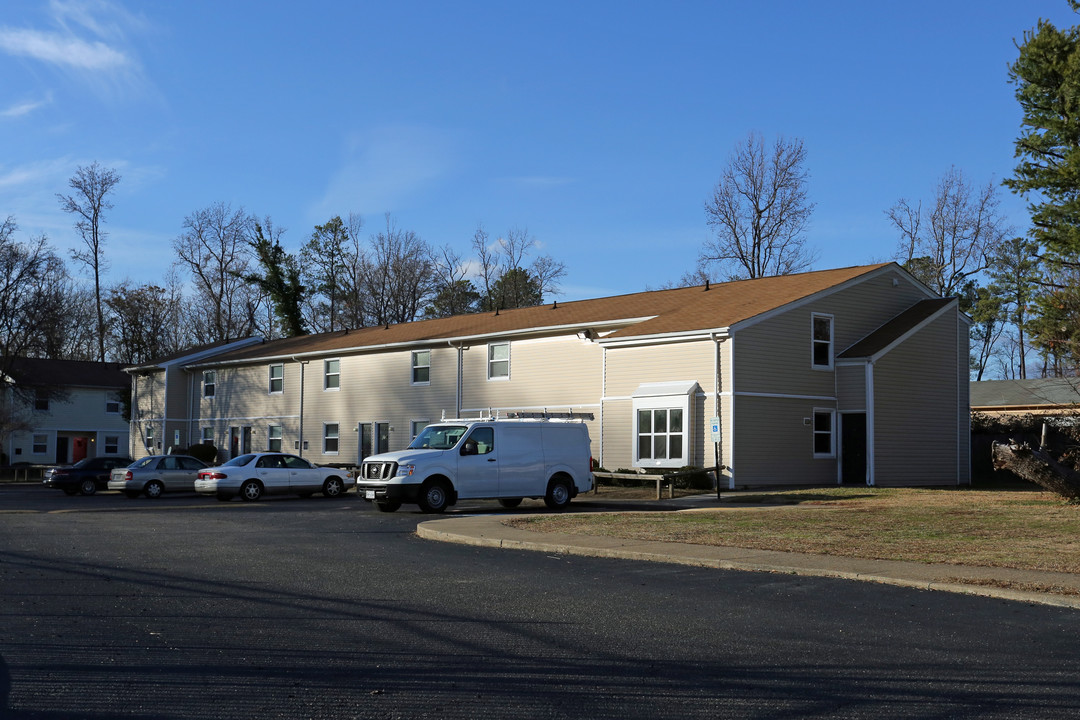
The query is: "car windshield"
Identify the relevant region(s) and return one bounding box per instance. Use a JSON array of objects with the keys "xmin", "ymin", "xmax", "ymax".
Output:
[
  {"xmin": 132, "ymin": 457, "xmax": 157, "ymax": 469},
  {"xmin": 71, "ymin": 458, "xmax": 94, "ymax": 469},
  {"xmin": 407, "ymin": 425, "xmax": 467, "ymax": 450},
  {"xmin": 222, "ymin": 454, "xmax": 256, "ymax": 467}
]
